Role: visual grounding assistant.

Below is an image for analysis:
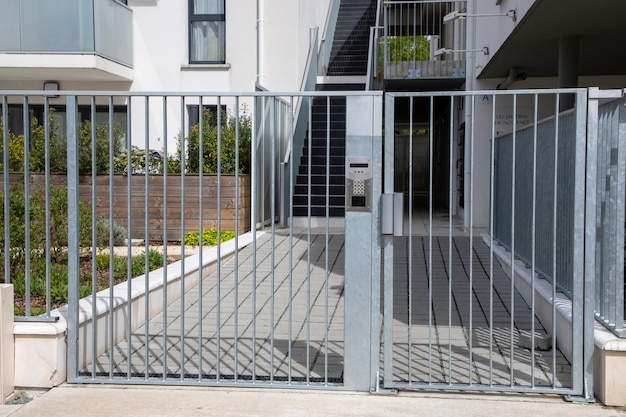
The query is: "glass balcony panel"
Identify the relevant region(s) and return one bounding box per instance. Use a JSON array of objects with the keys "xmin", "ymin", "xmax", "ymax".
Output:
[
  {"xmin": 95, "ymin": 0, "xmax": 133, "ymax": 65},
  {"xmin": 0, "ymin": 0, "xmax": 21, "ymax": 51},
  {"xmin": 21, "ymin": 0, "xmax": 94, "ymax": 52},
  {"xmin": 0, "ymin": 0, "xmax": 132, "ymax": 67}
]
